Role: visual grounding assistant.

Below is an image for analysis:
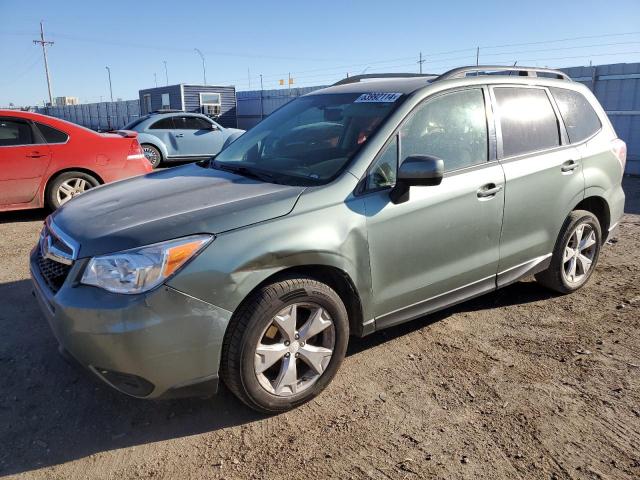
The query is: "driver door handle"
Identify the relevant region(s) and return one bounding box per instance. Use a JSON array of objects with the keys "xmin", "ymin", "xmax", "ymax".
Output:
[
  {"xmin": 175, "ymin": 133, "xmax": 184, "ymax": 138},
  {"xmin": 477, "ymin": 183, "xmax": 503, "ymax": 199}
]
